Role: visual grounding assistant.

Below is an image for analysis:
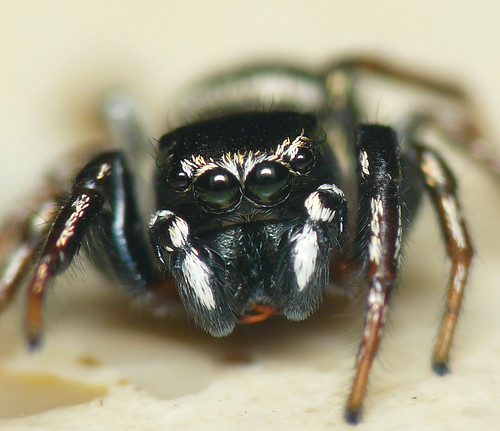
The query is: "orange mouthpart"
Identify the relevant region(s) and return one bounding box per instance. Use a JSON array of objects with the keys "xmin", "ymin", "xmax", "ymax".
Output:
[{"xmin": 238, "ymin": 304, "xmax": 280, "ymax": 324}]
